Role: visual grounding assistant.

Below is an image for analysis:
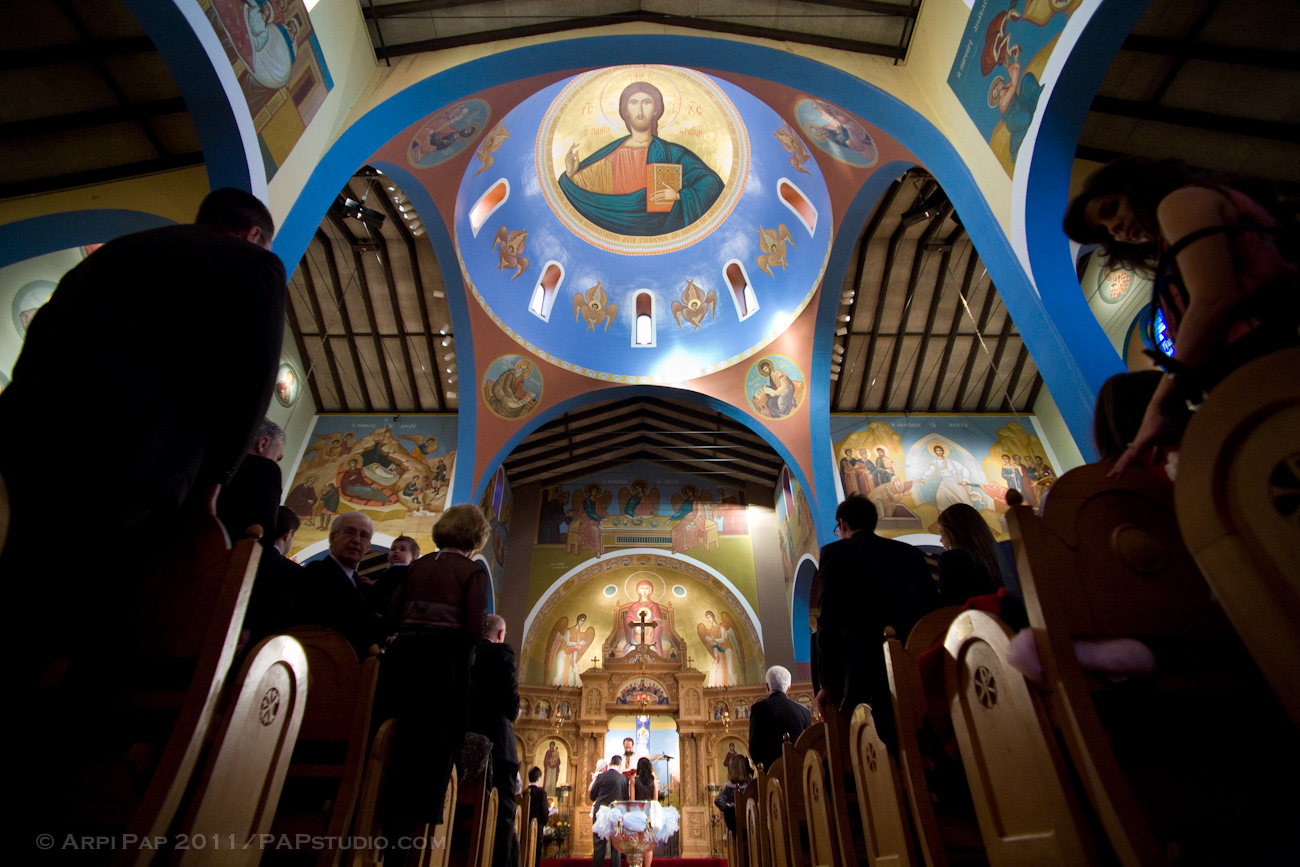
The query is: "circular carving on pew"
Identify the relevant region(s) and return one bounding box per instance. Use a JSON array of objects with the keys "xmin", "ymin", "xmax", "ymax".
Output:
[
  {"xmin": 1268, "ymin": 454, "xmax": 1300, "ymax": 525},
  {"xmin": 260, "ymin": 687, "xmax": 282, "ymax": 726},
  {"xmin": 1111, "ymin": 524, "xmax": 1164, "ymax": 575},
  {"xmin": 866, "ymin": 742, "xmax": 878, "ymax": 772},
  {"xmin": 974, "ymin": 666, "xmax": 998, "ymax": 708}
]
